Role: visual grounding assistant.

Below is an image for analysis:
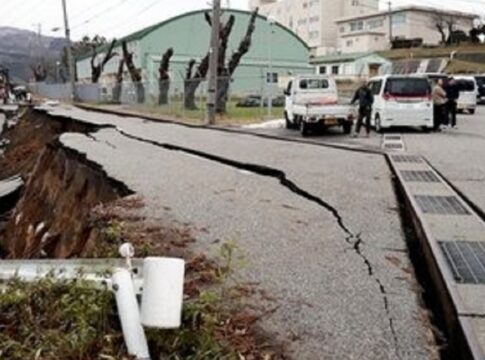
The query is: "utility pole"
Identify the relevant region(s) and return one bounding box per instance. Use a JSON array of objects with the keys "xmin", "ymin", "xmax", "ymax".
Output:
[
  {"xmin": 388, "ymin": 1, "xmax": 393, "ymax": 48},
  {"xmin": 206, "ymin": 0, "xmax": 221, "ymax": 125},
  {"xmin": 61, "ymin": 0, "xmax": 76, "ymax": 100}
]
